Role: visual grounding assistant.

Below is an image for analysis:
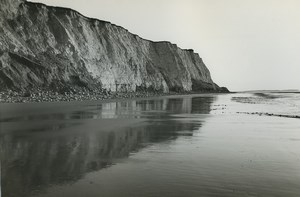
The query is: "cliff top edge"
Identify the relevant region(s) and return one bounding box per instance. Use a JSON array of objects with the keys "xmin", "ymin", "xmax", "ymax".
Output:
[{"xmin": 21, "ymin": 0, "xmax": 199, "ymax": 54}]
